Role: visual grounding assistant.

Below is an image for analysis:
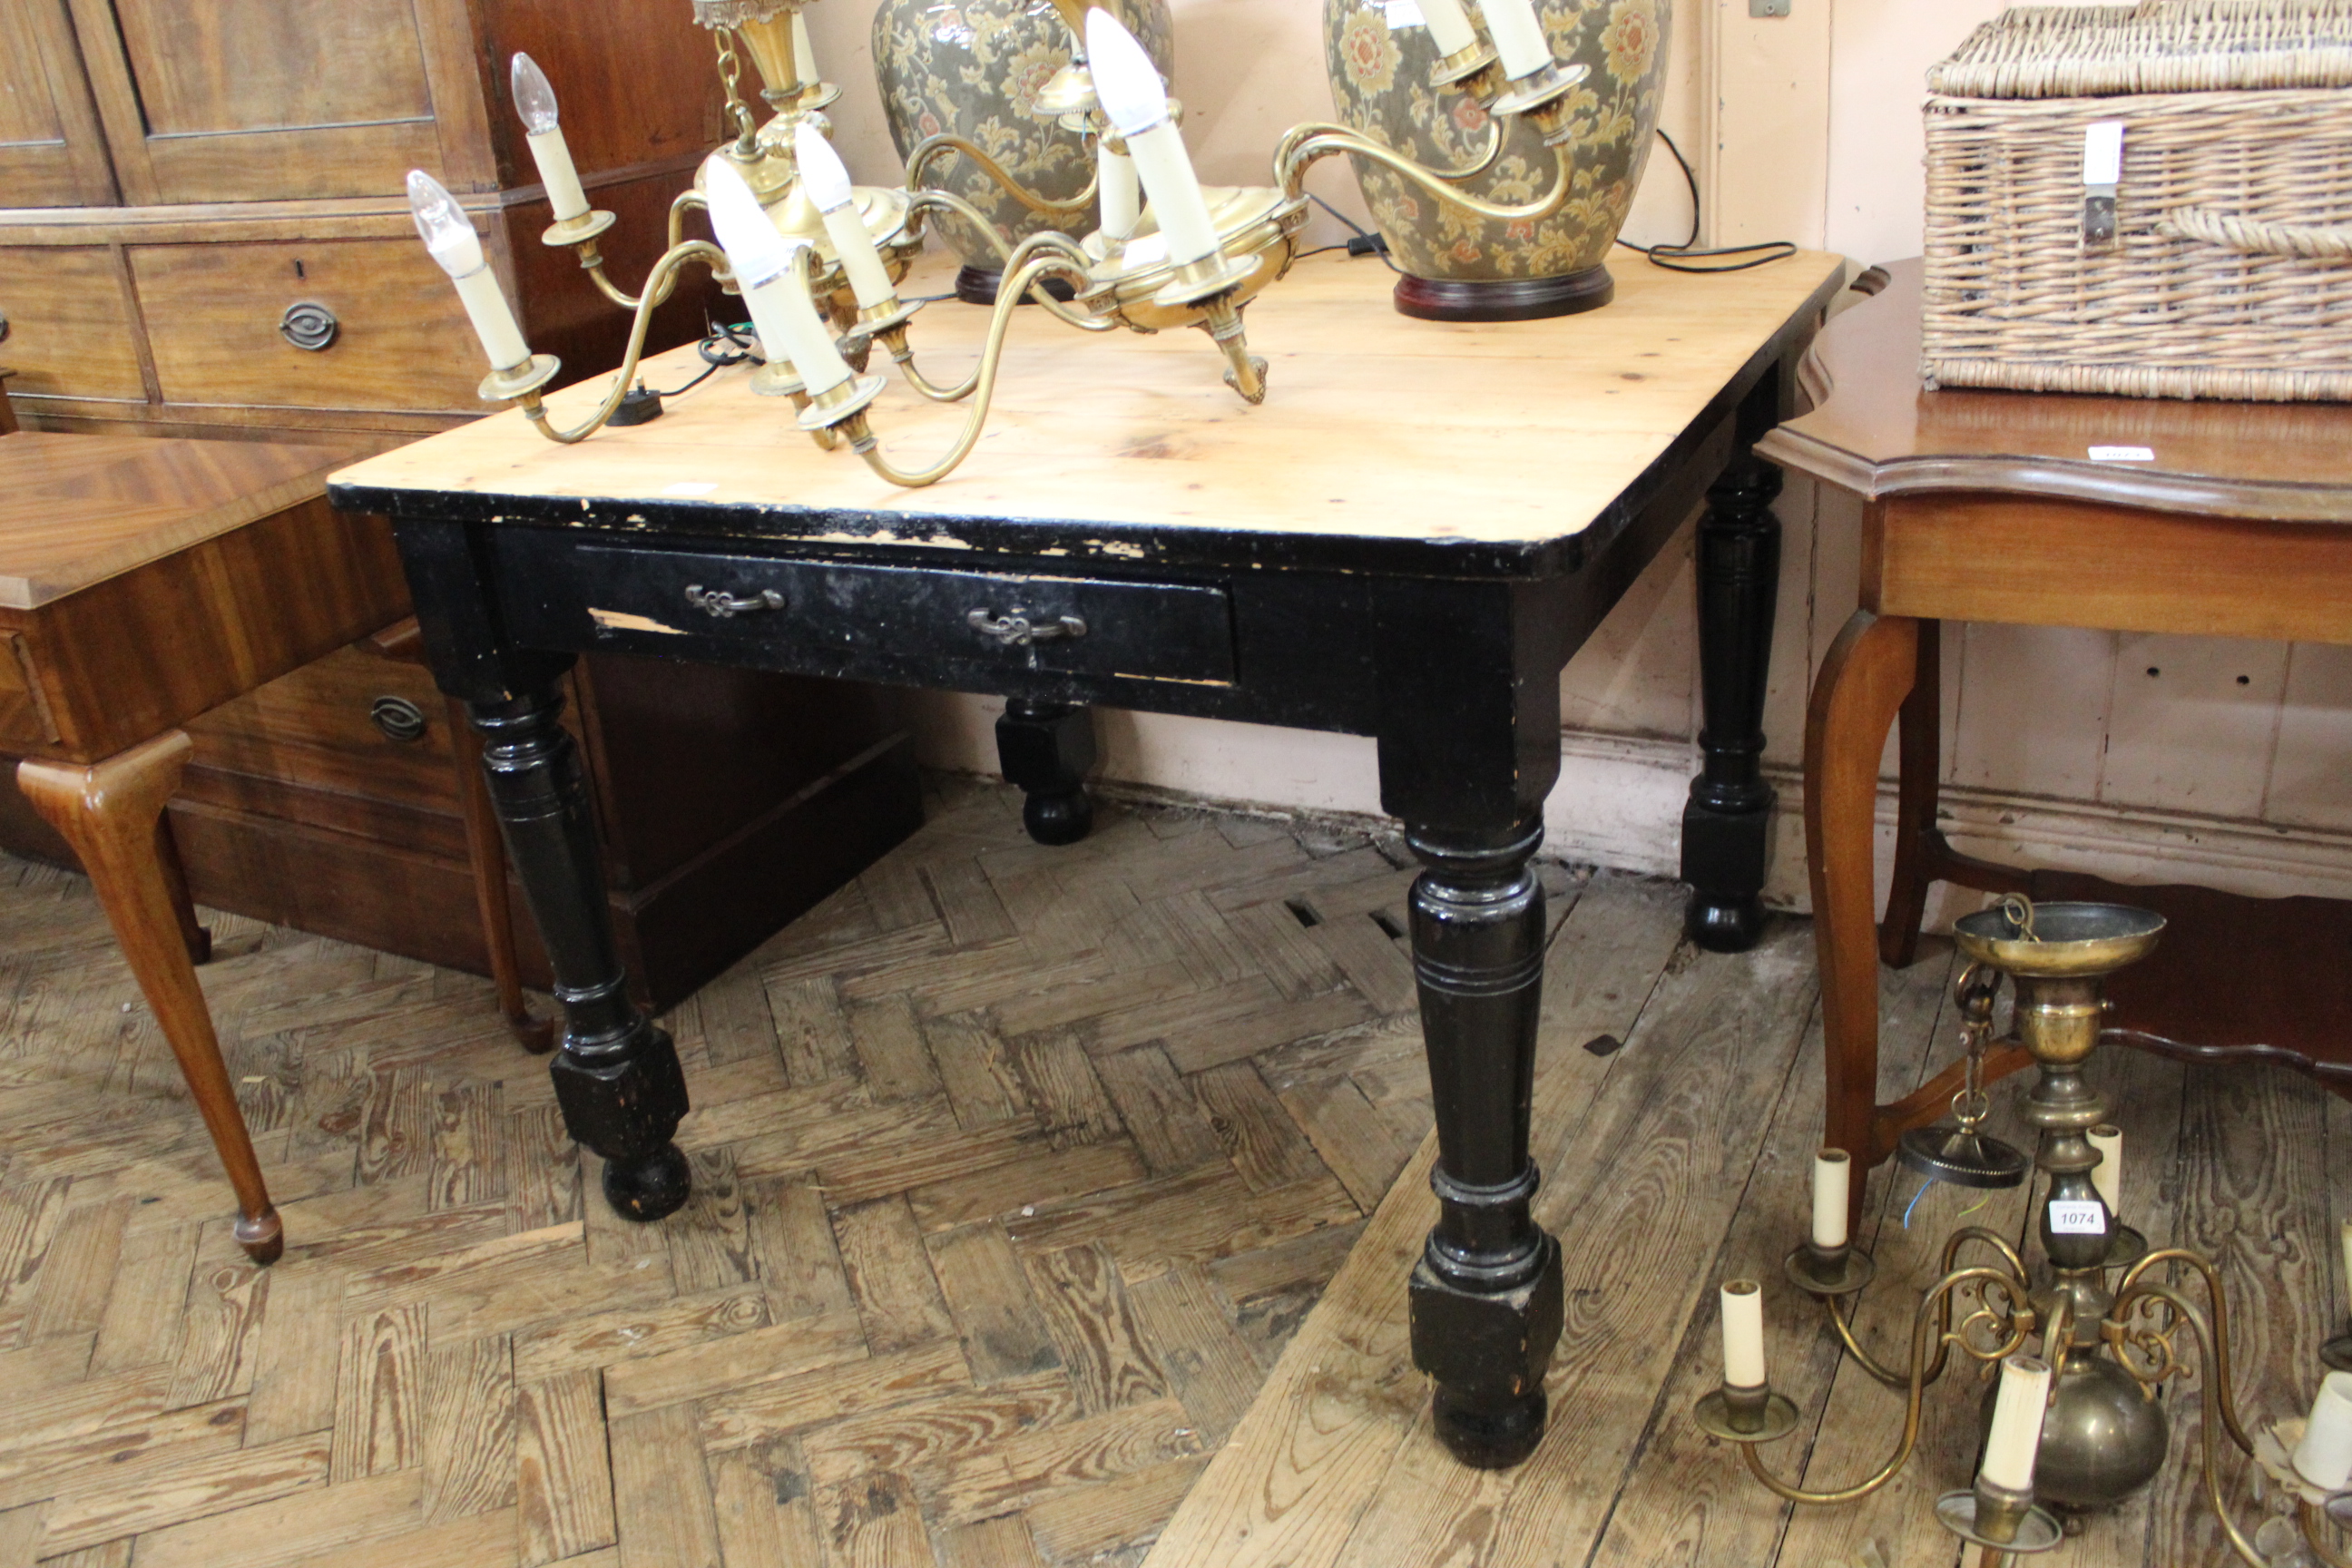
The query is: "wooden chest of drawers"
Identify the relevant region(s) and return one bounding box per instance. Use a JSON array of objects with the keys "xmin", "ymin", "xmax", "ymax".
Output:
[{"xmin": 0, "ymin": 0, "xmax": 723, "ymax": 444}]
